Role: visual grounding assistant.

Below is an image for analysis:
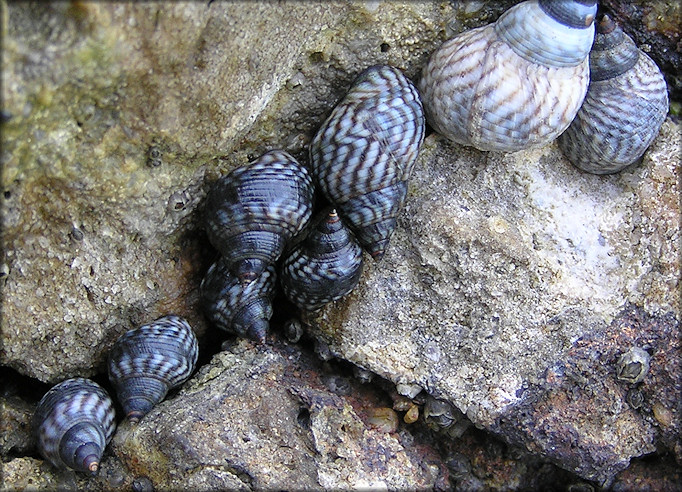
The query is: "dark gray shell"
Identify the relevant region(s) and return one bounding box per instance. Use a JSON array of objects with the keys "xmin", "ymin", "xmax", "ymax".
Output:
[
  {"xmin": 200, "ymin": 257, "xmax": 276, "ymax": 342},
  {"xmin": 557, "ymin": 15, "xmax": 669, "ymax": 174},
  {"xmin": 107, "ymin": 315, "xmax": 198, "ymax": 422},
  {"xmin": 33, "ymin": 378, "xmax": 116, "ymax": 474},
  {"xmin": 204, "ymin": 150, "xmax": 315, "ymax": 283},
  {"xmin": 310, "ymin": 65, "xmax": 425, "ymax": 260},
  {"xmin": 280, "ymin": 208, "xmax": 364, "ymax": 311}
]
